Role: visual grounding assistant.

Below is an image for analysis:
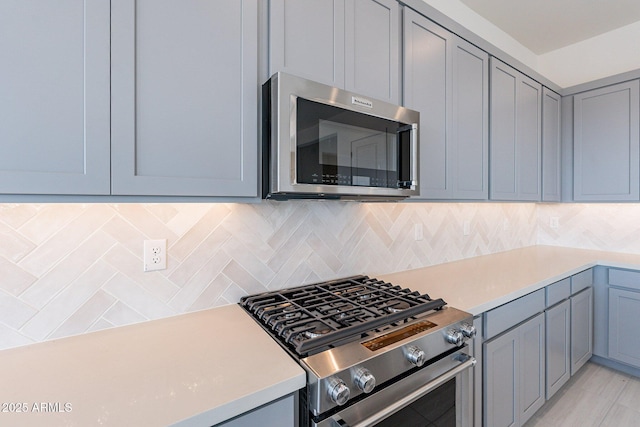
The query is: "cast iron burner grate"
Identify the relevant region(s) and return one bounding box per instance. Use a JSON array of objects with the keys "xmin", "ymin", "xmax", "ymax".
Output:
[{"xmin": 239, "ymin": 275, "xmax": 446, "ymax": 357}]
